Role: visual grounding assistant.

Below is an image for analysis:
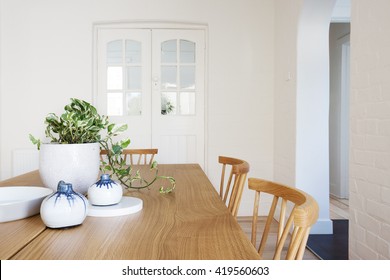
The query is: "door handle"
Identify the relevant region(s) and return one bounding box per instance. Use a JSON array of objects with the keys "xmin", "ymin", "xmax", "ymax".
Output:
[{"xmin": 153, "ymin": 77, "xmax": 159, "ymax": 87}]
